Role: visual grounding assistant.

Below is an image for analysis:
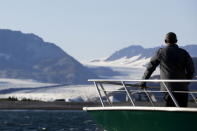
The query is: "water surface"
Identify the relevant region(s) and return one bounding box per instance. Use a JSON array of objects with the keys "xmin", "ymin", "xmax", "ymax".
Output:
[{"xmin": 0, "ymin": 110, "xmax": 99, "ymax": 131}]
